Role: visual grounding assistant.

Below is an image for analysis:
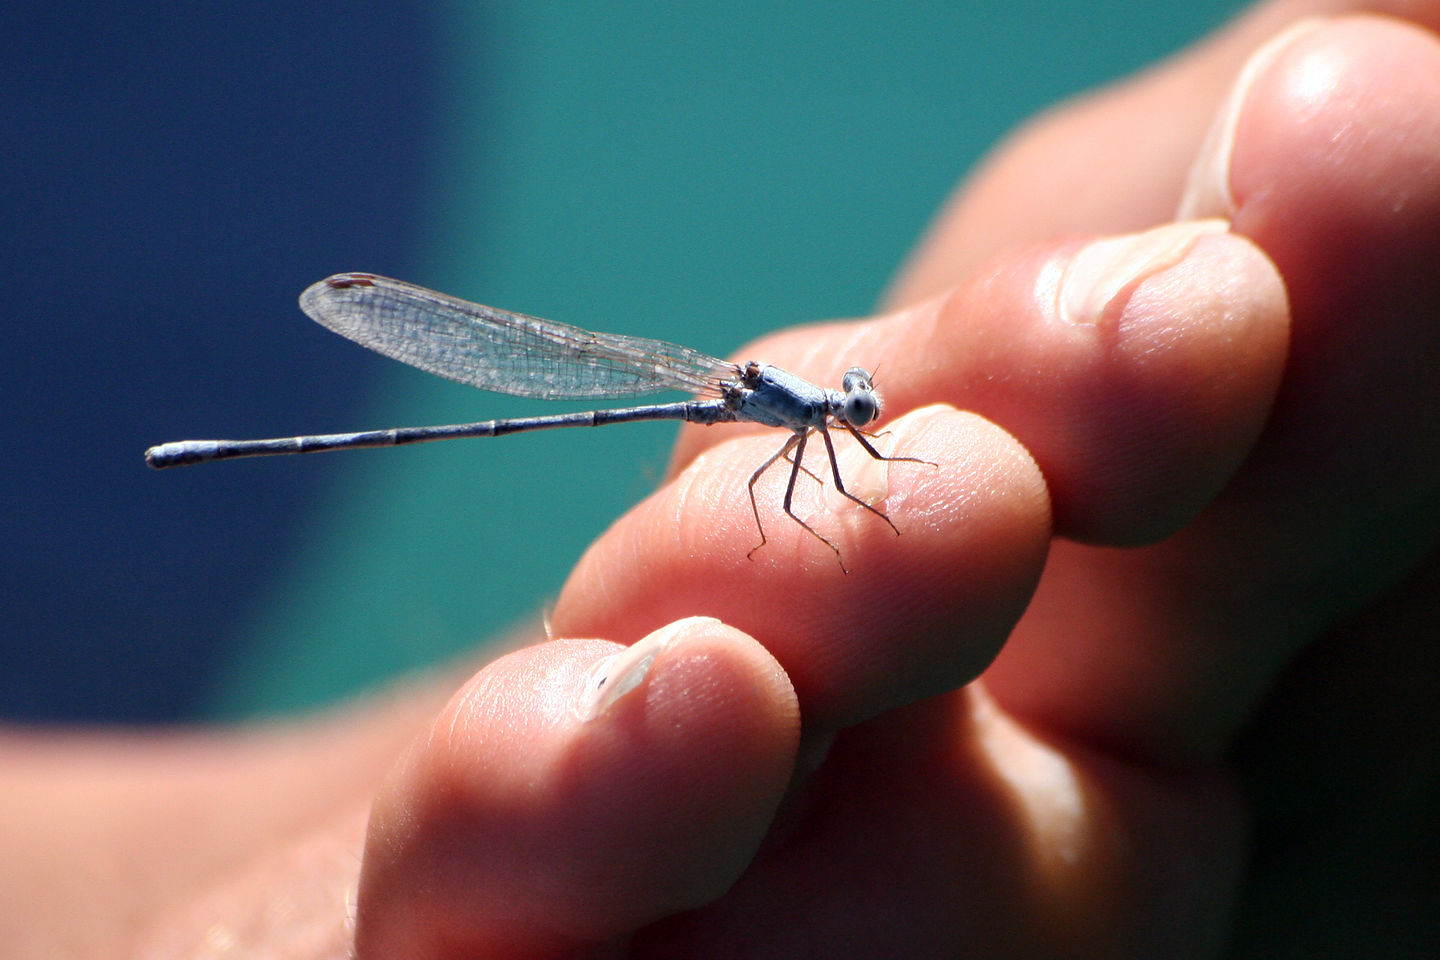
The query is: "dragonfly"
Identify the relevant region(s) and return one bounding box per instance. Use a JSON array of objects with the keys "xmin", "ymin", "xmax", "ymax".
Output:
[{"xmin": 145, "ymin": 273, "xmax": 932, "ymax": 569}]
